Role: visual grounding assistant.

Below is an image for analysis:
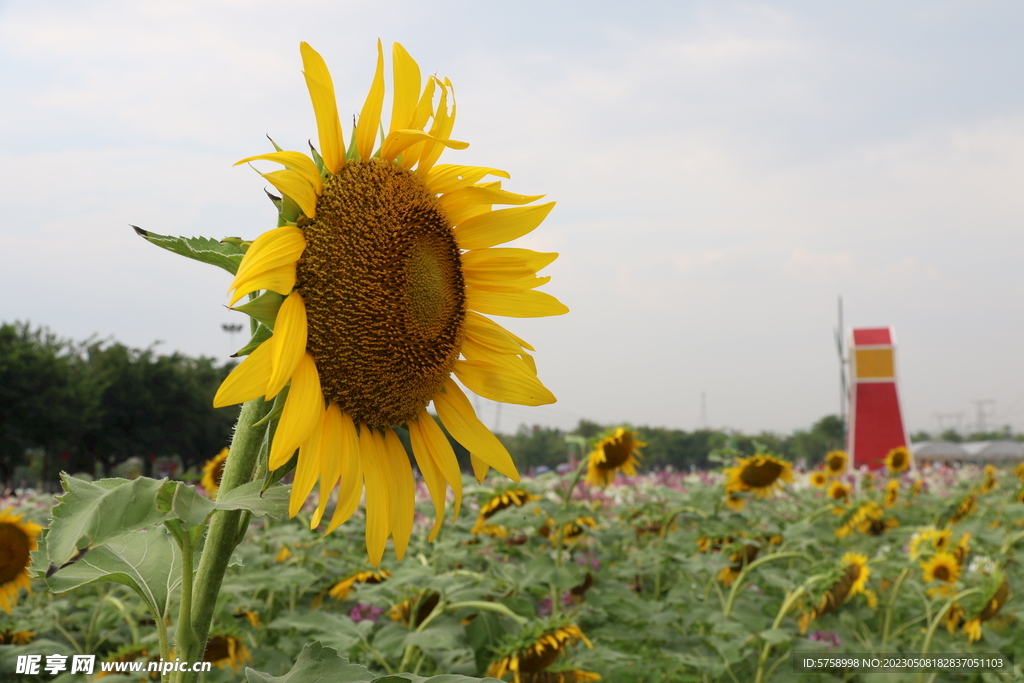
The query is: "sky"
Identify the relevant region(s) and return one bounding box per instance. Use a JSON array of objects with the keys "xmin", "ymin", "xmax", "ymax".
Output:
[{"xmin": 2, "ymin": 1, "xmax": 1024, "ymax": 437}]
